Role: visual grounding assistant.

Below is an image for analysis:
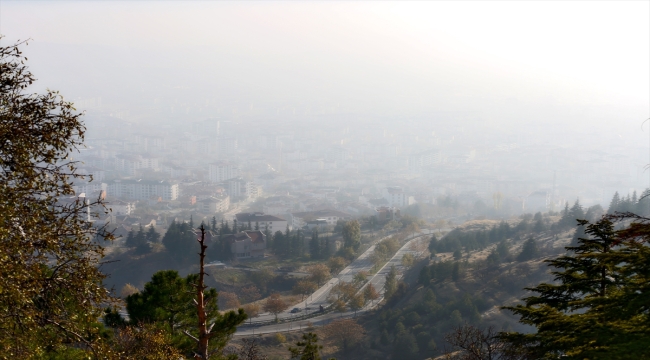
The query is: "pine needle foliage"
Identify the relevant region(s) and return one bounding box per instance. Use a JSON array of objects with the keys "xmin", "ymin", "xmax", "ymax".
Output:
[{"xmin": 500, "ymin": 217, "xmax": 650, "ymax": 359}]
